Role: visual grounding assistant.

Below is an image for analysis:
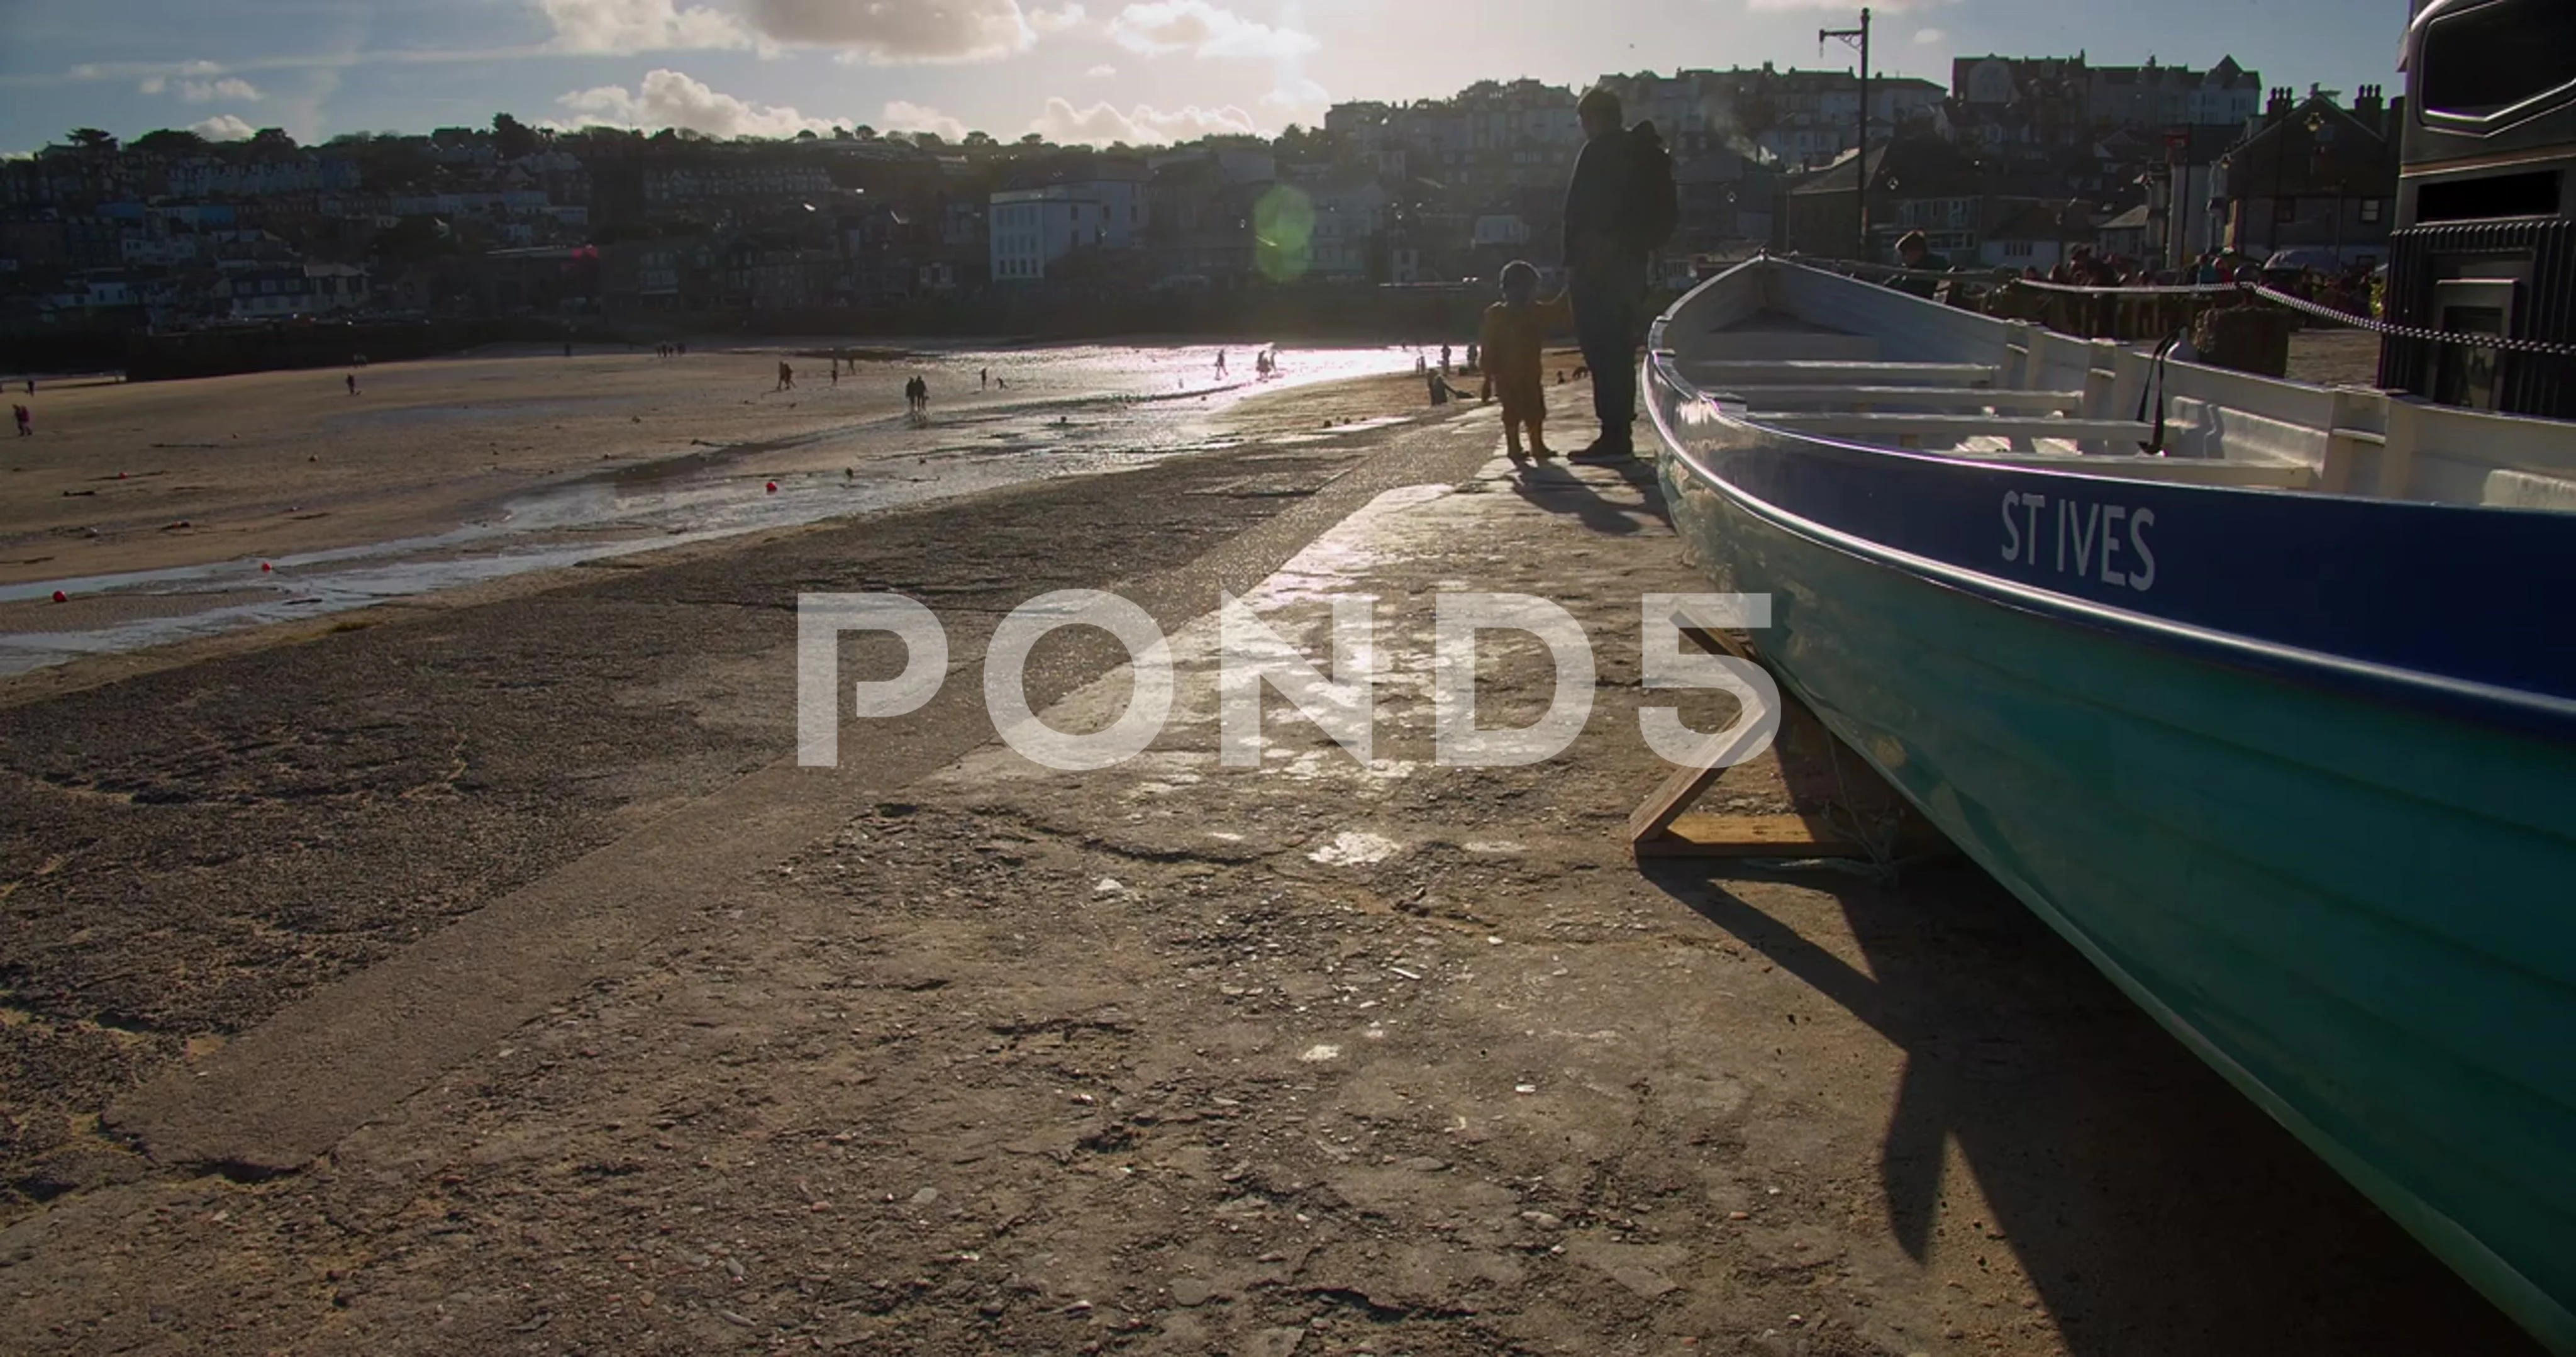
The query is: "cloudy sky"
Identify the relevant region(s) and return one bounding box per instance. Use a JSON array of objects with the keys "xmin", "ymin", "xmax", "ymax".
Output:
[{"xmin": 0, "ymin": 0, "xmax": 2404, "ymax": 152}]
